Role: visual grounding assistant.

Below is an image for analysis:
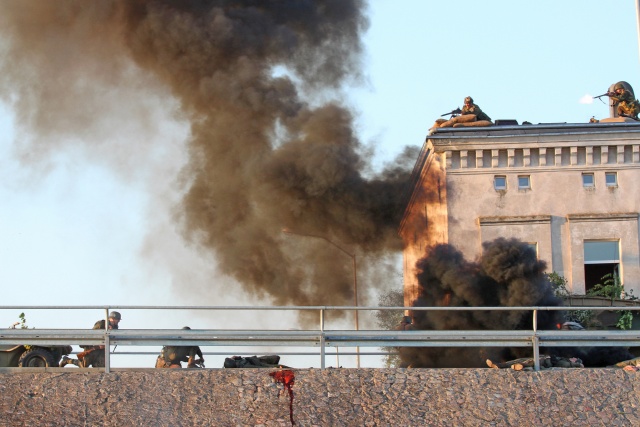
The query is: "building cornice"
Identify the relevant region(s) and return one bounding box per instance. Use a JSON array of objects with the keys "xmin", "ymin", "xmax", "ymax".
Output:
[
  {"xmin": 567, "ymin": 213, "xmax": 638, "ymax": 223},
  {"xmin": 428, "ymin": 122, "xmax": 640, "ymax": 139},
  {"xmin": 479, "ymin": 215, "xmax": 552, "ymax": 226}
]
